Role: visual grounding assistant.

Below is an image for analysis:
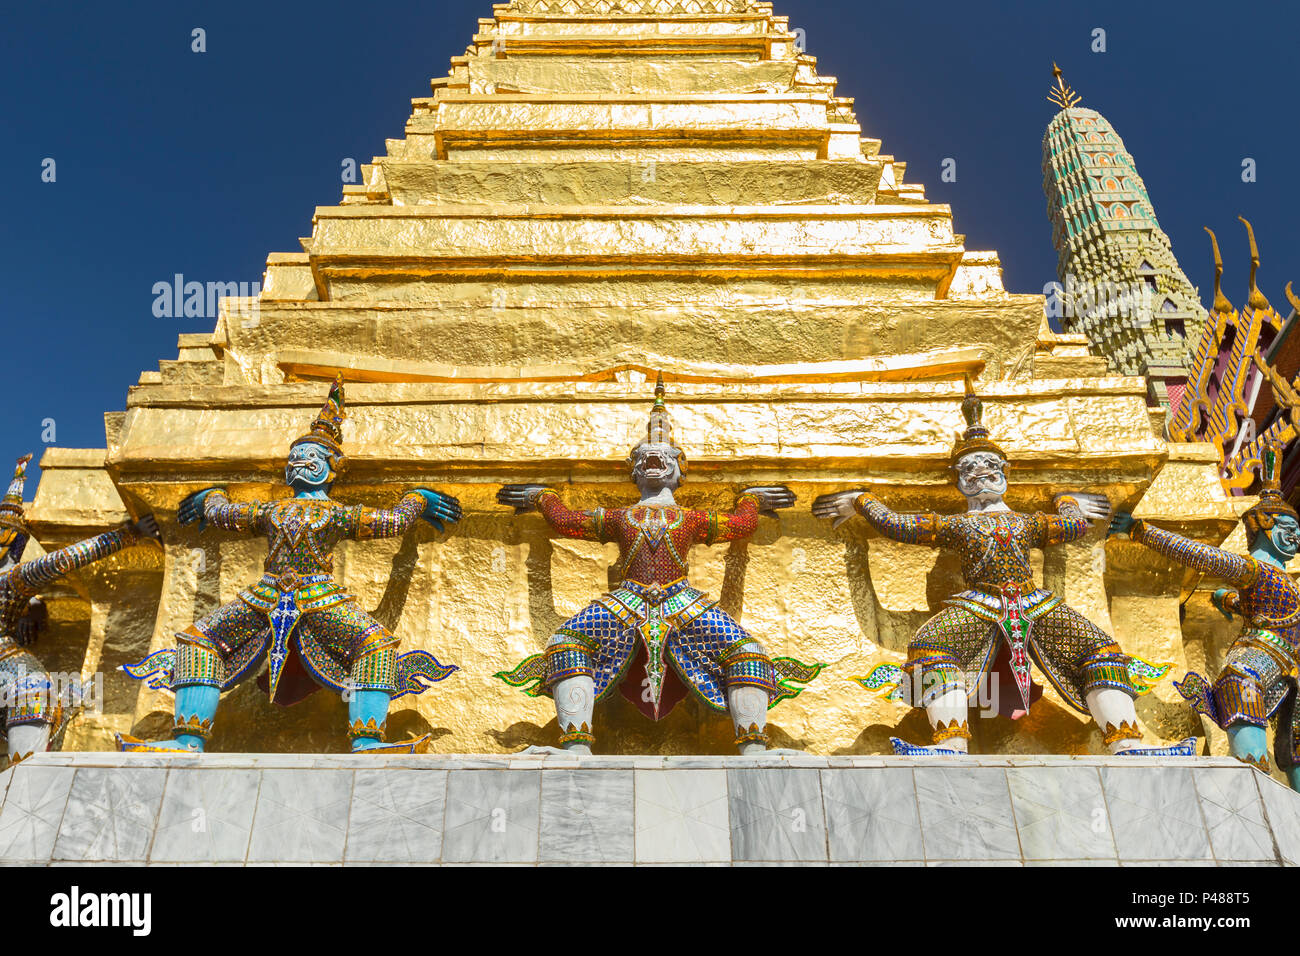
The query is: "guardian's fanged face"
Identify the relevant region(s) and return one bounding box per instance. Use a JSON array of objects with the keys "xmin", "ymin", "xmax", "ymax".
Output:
[
  {"xmin": 954, "ymin": 450, "xmax": 1008, "ymax": 501},
  {"xmin": 1270, "ymin": 513, "xmax": 1300, "ymax": 559},
  {"xmin": 630, "ymin": 442, "xmax": 682, "ymax": 492},
  {"xmin": 285, "ymin": 441, "xmax": 334, "ymax": 490}
]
